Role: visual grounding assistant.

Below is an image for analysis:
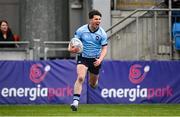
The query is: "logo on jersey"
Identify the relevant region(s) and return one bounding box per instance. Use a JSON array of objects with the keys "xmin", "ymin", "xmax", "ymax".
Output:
[{"xmin": 96, "ymin": 36, "xmax": 100, "ymax": 40}]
